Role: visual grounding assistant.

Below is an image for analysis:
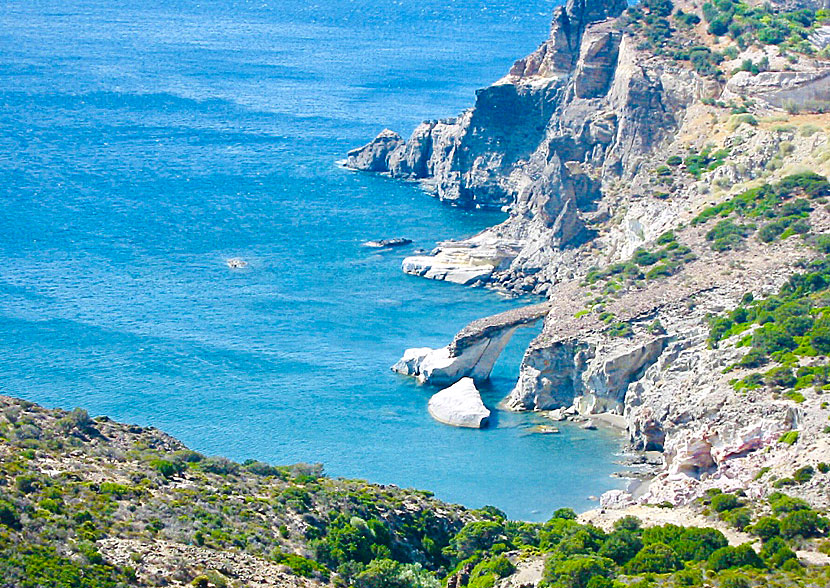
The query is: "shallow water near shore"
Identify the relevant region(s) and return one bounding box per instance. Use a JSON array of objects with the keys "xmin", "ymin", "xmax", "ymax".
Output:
[{"xmin": 0, "ymin": 0, "xmax": 625, "ymax": 520}]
